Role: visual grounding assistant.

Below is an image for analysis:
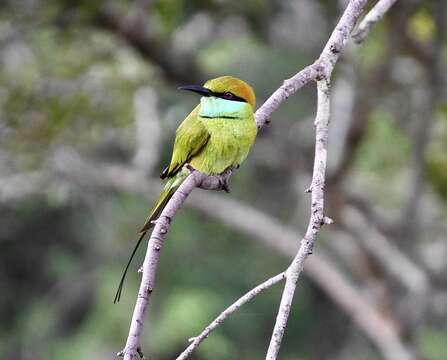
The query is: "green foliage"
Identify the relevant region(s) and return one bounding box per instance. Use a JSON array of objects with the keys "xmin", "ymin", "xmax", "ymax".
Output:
[
  {"xmin": 408, "ymin": 8, "xmax": 435, "ymax": 43},
  {"xmin": 0, "ymin": 21, "xmax": 150, "ymax": 167},
  {"xmin": 355, "ymin": 110, "xmax": 411, "ymax": 175},
  {"xmin": 153, "ymin": 0, "xmax": 185, "ymax": 35},
  {"xmin": 417, "ymin": 328, "xmax": 447, "ymax": 360},
  {"xmin": 427, "ymin": 105, "xmax": 447, "ymax": 202},
  {"xmin": 357, "ymin": 21, "xmax": 387, "ymax": 68},
  {"xmin": 1, "ymin": 1, "xmax": 446, "ymax": 360},
  {"xmin": 152, "ymin": 288, "xmax": 226, "ymax": 353}
]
